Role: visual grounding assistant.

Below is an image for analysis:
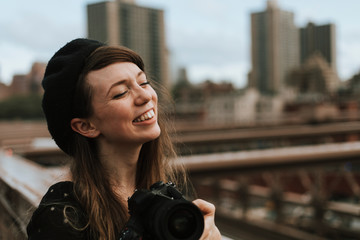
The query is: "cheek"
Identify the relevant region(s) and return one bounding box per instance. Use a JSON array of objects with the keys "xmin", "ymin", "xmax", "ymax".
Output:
[
  {"xmin": 151, "ymin": 89, "xmax": 158, "ymax": 104},
  {"xmin": 92, "ymin": 103, "xmax": 128, "ymax": 125}
]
